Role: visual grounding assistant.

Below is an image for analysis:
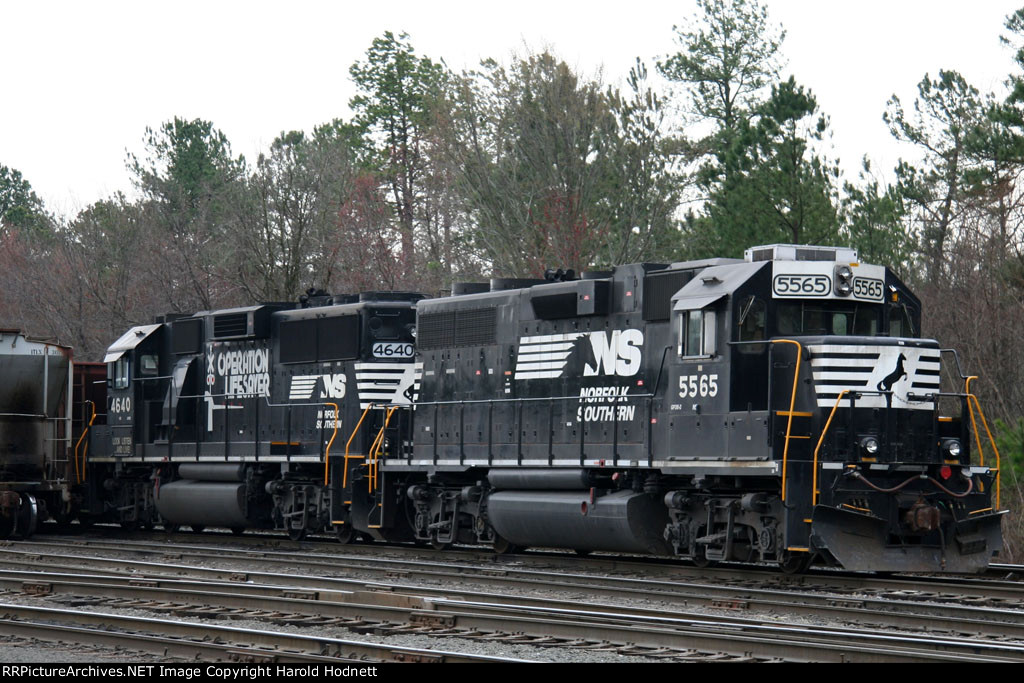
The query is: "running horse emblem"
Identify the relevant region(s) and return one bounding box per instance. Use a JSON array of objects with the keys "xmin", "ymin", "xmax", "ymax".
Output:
[{"xmin": 877, "ymin": 352, "xmax": 907, "ymax": 392}]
